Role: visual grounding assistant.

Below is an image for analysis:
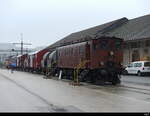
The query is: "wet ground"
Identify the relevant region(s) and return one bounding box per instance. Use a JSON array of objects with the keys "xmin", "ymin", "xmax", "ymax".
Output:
[{"xmin": 0, "ymin": 69, "xmax": 150, "ymax": 112}]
